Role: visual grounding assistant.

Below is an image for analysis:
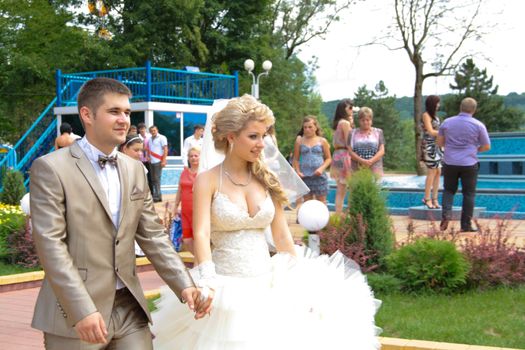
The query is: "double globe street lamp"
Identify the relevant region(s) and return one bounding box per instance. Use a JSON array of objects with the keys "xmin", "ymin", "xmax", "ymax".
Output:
[{"xmin": 243, "ymin": 59, "xmax": 272, "ymax": 100}]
